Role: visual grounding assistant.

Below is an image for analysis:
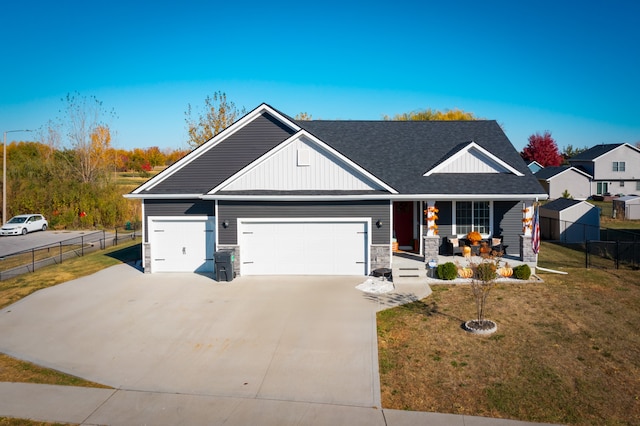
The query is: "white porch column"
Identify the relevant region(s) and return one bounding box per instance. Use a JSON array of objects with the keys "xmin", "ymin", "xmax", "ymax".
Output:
[
  {"xmin": 425, "ymin": 201, "xmax": 439, "ymax": 237},
  {"xmin": 520, "ymin": 201, "xmax": 537, "ymax": 262},
  {"xmin": 423, "ymin": 200, "xmax": 440, "ymax": 263},
  {"xmin": 522, "ymin": 201, "xmax": 534, "ymax": 236}
]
